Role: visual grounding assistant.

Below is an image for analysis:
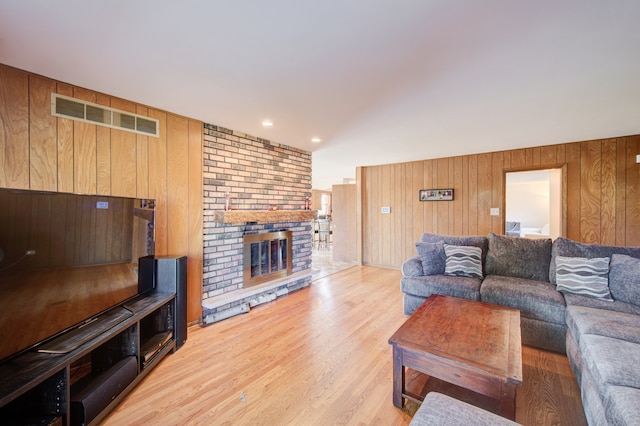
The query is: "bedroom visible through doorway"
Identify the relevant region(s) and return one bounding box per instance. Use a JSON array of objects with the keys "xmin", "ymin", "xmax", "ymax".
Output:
[{"xmin": 505, "ymin": 168, "xmax": 564, "ymax": 240}]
